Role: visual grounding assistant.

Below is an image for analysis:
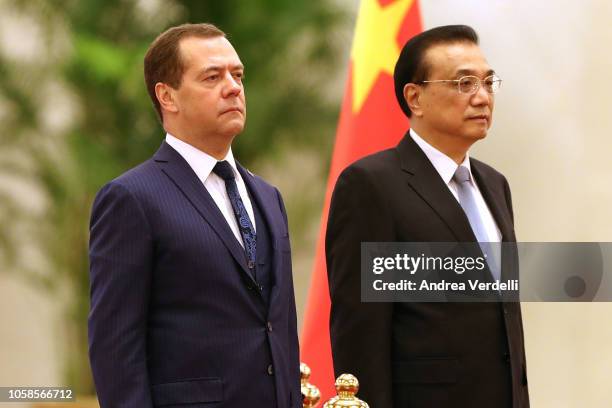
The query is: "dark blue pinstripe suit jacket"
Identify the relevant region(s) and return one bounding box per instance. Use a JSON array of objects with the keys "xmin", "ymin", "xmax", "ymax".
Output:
[{"xmin": 88, "ymin": 142, "xmax": 300, "ymax": 407}]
